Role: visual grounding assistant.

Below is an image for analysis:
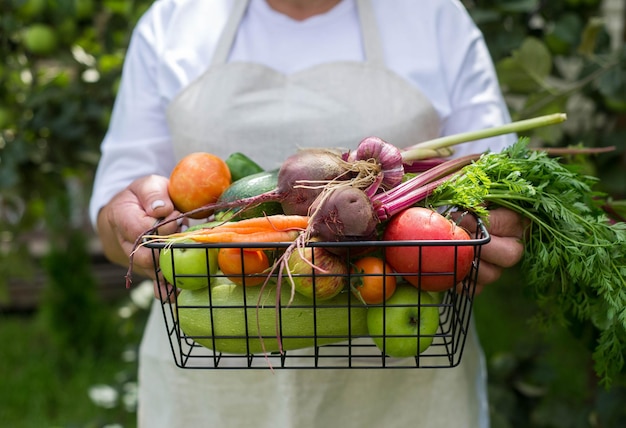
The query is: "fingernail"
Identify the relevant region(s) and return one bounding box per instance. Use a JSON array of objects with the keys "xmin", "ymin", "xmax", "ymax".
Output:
[
  {"xmin": 151, "ymin": 200, "xmax": 165, "ymax": 211},
  {"xmin": 177, "ymin": 218, "xmax": 184, "ymax": 226}
]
